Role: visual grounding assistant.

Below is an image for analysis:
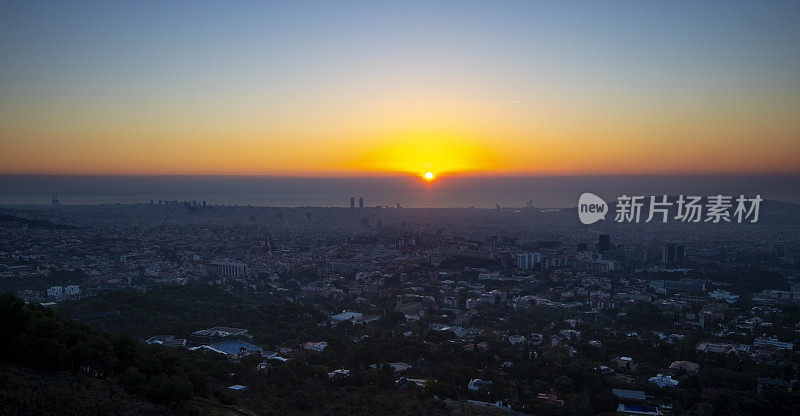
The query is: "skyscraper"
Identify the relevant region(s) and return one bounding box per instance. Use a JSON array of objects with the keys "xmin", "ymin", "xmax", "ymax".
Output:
[
  {"xmin": 515, "ymin": 252, "xmax": 542, "ymax": 269},
  {"xmin": 663, "ymin": 243, "xmax": 677, "ymax": 263},
  {"xmin": 598, "ymin": 234, "xmax": 611, "ymax": 252},
  {"xmin": 358, "ymin": 197, "xmax": 364, "ymax": 208},
  {"xmin": 663, "ymin": 243, "xmax": 685, "ymax": 264},
  {"xmin": 350, "ymin": 197, "xmax": 355, "ymax": 208}
]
